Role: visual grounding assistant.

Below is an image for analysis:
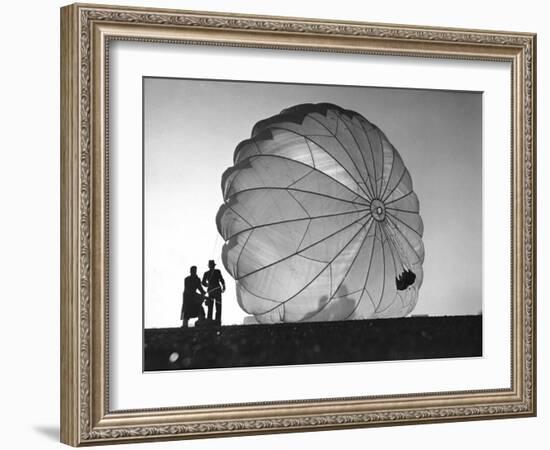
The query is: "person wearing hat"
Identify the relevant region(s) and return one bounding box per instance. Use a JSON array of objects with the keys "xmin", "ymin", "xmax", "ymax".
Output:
[{"xmin": 202, "ymin": 260, "xmax": 226, "ymax": 324}]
